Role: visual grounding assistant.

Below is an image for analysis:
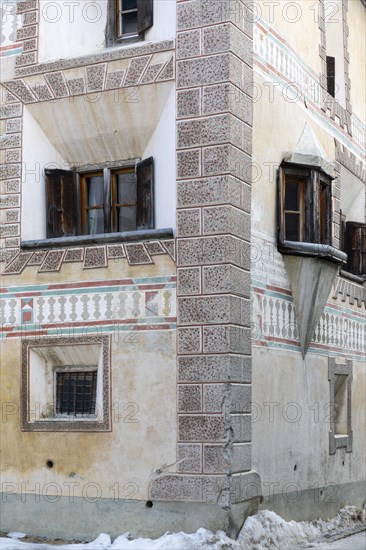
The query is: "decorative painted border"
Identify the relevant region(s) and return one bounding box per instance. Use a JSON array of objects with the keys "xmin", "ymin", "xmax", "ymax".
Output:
[
  {"xmin": 4, "ymin": 50, "xmax": 175, "ymax": 104},
  {"xmin": 253, "ymin": 16, "xmax": 365, "ymax": 159},
  {"xmin": 252, "ymin": 280, "xmax": 365, "ymax": 361},
  {"xmin": 0, "ymin": 275, "xmax": 177, "ymax": 338},
  {"xmin": 20, "ymin": 334, "xmax": 111, "ymax": 432},
  {"xmin": 1, "ymin": 239, "xmax": 176, "ymax": 273}
]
